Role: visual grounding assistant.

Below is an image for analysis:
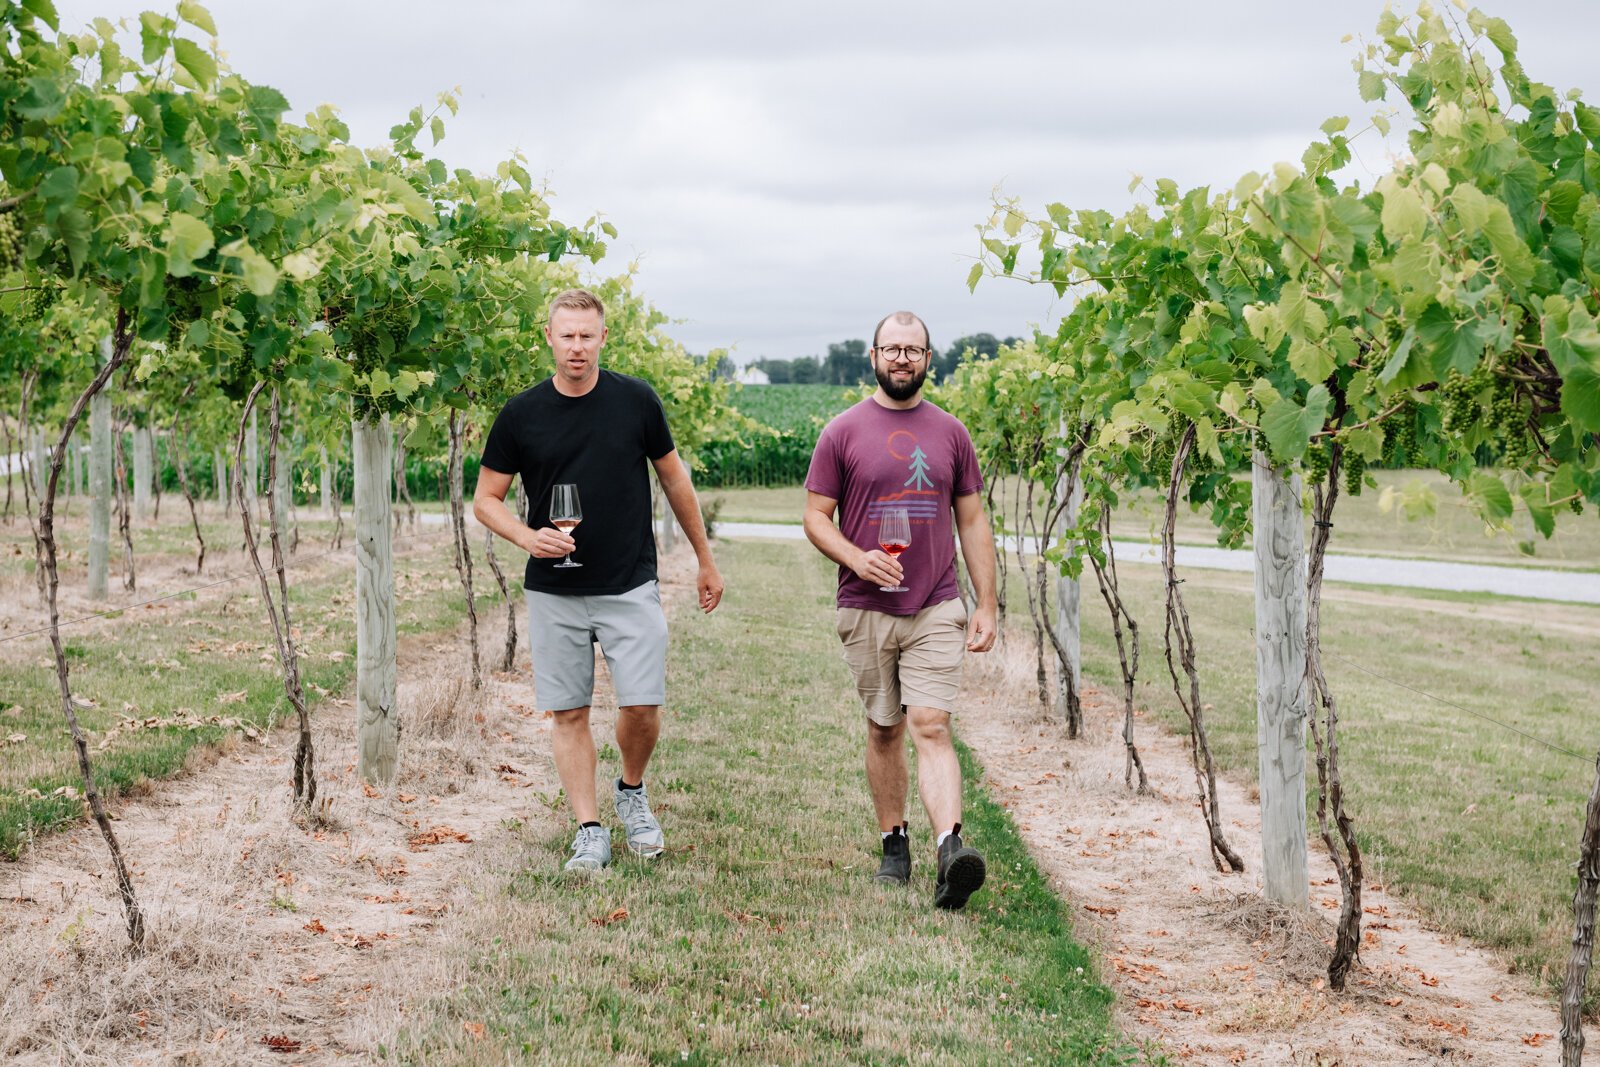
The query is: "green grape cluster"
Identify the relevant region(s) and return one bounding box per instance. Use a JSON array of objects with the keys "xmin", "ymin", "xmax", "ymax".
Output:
[
  {"xmin": 1488, "ymin": 376, "xmax": 1535, "ymax": 466},
  {"xmin": 1304, "ymin": 440, "xmax": 1332, "ymax": 485},
  {"xmin": 1146, "ymin": 412, "xmax": 1199, "ymax": 484},
  {"xmin": 1384, "ymin": 400, "xmax": 1418, "ymax": 465},
  {"xmin": 1255, "ymin": 429, "xmax": 1284, "ymax": 470},
  {"xmin": 349, "ymin": 327, "xmax": 383, "ymax": 375},
  {"xmin": 1439, "ymin": 367, "xmax": 1492, "ymax": 434},
  {"xmin": 347, "ymin": 305, "xmax": 413, "ymax": 376},
  {"xmin": 0, "ymin": 210, "xmax": 22, "ymax": 272},
  {"xmin": 1342, "ymin": 448, "xmax": 1366, "ymax": 496},
  {"xmin": 1571, "ymin": 497, "xmax": 1584, "ymax": 516},
  {"xmin": 20, "ymin": 284, "xmax": 55, "ymax": 322}
]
